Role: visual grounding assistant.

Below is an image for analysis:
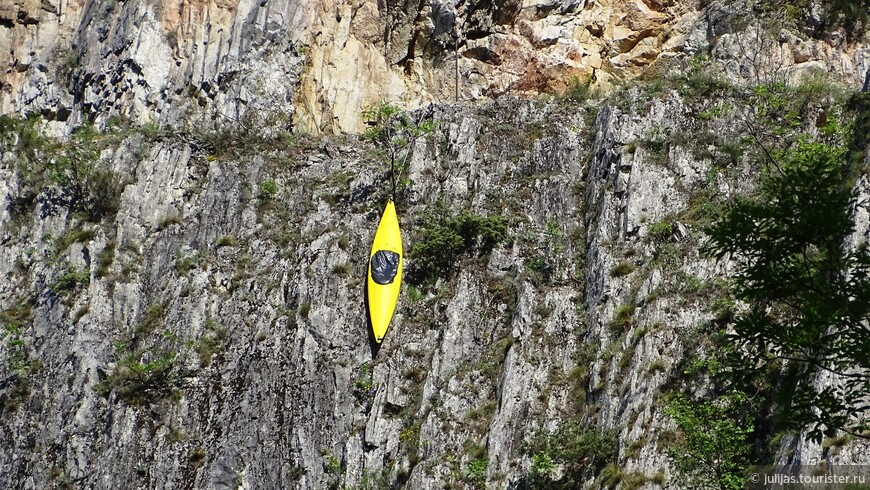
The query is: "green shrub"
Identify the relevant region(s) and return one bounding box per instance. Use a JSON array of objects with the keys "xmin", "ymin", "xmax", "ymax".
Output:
[
  {"xmin": 361, "ymin": 467, "xmax": 392, "ymax": 490},
  {"xmin": 86, "ymin": 168, "xmax": 125, "ymax": 220},
  {"xmin": 530, "ymin": 451, "xmax": 555, "ymax": 479},
  {"xmin": 522, "ymin": 422, "xmax": 617, "ymax": 488},
  {"xmin": 135, "ymin": 302, "xmax": 166, "ymax": 336},
  {"xmin": 323, "ymin": 454, "xmax": 342, "ymax": 475},
  {"xmin": 53, "ymin": 123, "xmax": 126, "ymax": 221},
  {"xmin": 55, "ymin": 229, "xmax": 97, "ymax": 256},
  {"xmin": 336, "ymin": 235, "xmax": 349, "ymax": 251},
  {"xmin": 51, "ymin": 267, "xmax": 89, "ymax": 295},
  {"xmin": 1, "ymin": 116, "xmax": 127, "ymax": 222},
  {"xmin": 298, "ymin": 301, "xmax": 311, "ymax": 319},
  {"xmin": 647, "ymin": 219, "xmax": 673, "ymax": 241},
  {"xmin": 195, "ymin": 318, "xmax": 227, "ymax": 368},
  {"xmin": 100, "ymin": 308, "xmax": 225, "ymax": 405},
  {"xmin": 761, "ymin": 0, "xmax": 870, "ymax": 40},
  {"xmin": 175, "ymin": 252, "xmax": 200, "ymax": 275},
  {"xmin": 258, "ymin": 179, "xmax": 278, "ymax": 199},
  {"xmin": 407, "ymin": 286, "xmax": 423, "ymax": 302},
  {"xmin": 188, "ymin": 447, "xmax": 207, "ymax": 465},
  {"xmin": 562, "ymin": 75, "xmax": 595, "ymax": 103},
  {"xmin": 362, "ymin": 102, "xmax": 436, "ymax": 198},
  {"xmin": 3, "ymin": 323, "xmax": 28, "ymax": 373},
  {"xmin": 97, "ymin": 349, "xmax": 180, "ymax": 406},
  {"xmin": 647, "ymin": 358, "xmax": 668, "ymax": 375},
  {"xmin": 664, "ymin": 392, "xmax": 752, "ymax": 490},
  {"xmin": 465, "ymin": 458, "xmax": 488, "ymax": 488},
  {"xmin": 362, "ymin": 101, "xmax": 404, "ymax": 142},
  {"xmin": 0, "ymin": 302, "xmax": 32, "ymax": 329},
  {"xmin": 409, "ymin": 200, "xmax": 508, "ymax": 286}
]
